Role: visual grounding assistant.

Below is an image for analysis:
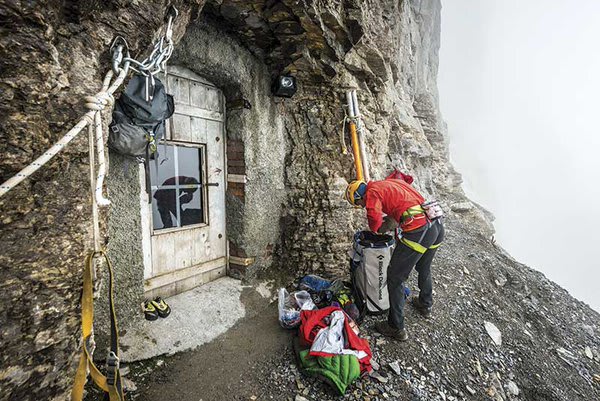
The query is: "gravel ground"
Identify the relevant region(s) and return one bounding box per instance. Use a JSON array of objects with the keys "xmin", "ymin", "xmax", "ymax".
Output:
[{"xmin": 108, "ymin": 217, "xmax": 600, "ymax": 401}]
